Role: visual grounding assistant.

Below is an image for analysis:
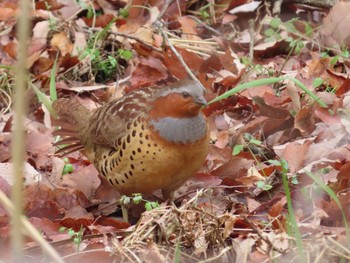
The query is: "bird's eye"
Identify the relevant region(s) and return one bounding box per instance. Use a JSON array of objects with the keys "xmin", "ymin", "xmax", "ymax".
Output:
[{"xmin": 182, "ymin": 92, "xmax": 190, "ymax": 98}]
